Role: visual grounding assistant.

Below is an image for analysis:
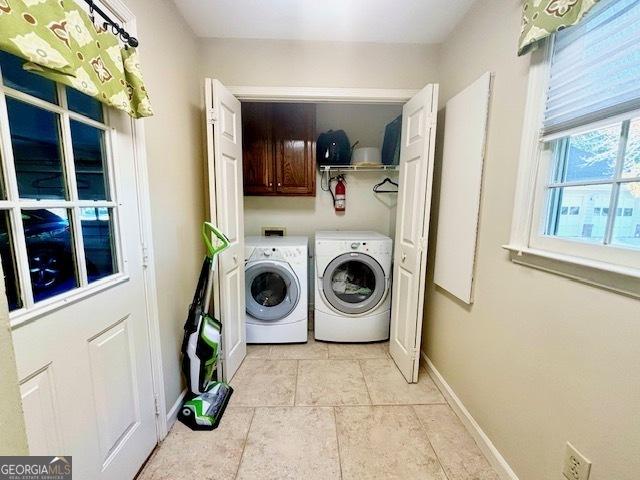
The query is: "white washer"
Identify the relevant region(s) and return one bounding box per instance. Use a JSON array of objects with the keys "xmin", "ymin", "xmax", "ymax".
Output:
[
  {"xmin": 315, "ymin": 231, "xmax": 392, "ymax": 342},
  {"xmin": 245, "ymin": 236, "xmax": 308, "ymax": 343}
]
